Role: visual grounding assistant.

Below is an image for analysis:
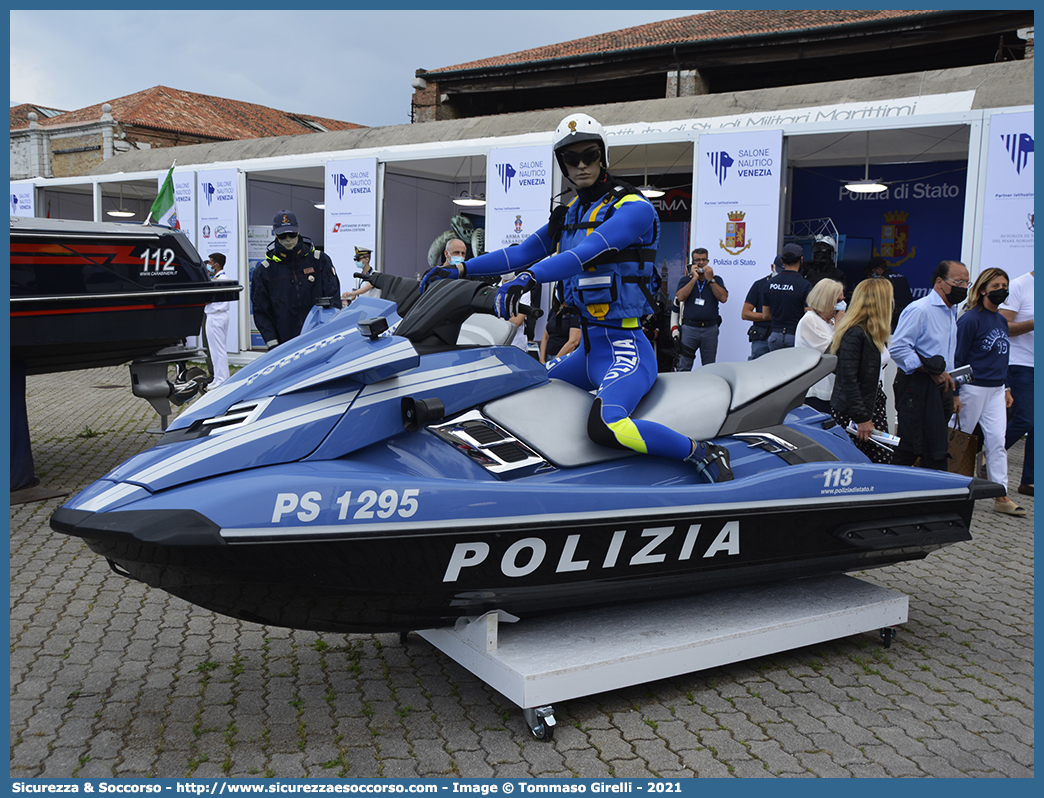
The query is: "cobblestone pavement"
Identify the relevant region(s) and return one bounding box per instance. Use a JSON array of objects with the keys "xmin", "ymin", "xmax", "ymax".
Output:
[{"xmin": 10, "ymin": 366, "xmax": 1034, "ymax": 778}]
